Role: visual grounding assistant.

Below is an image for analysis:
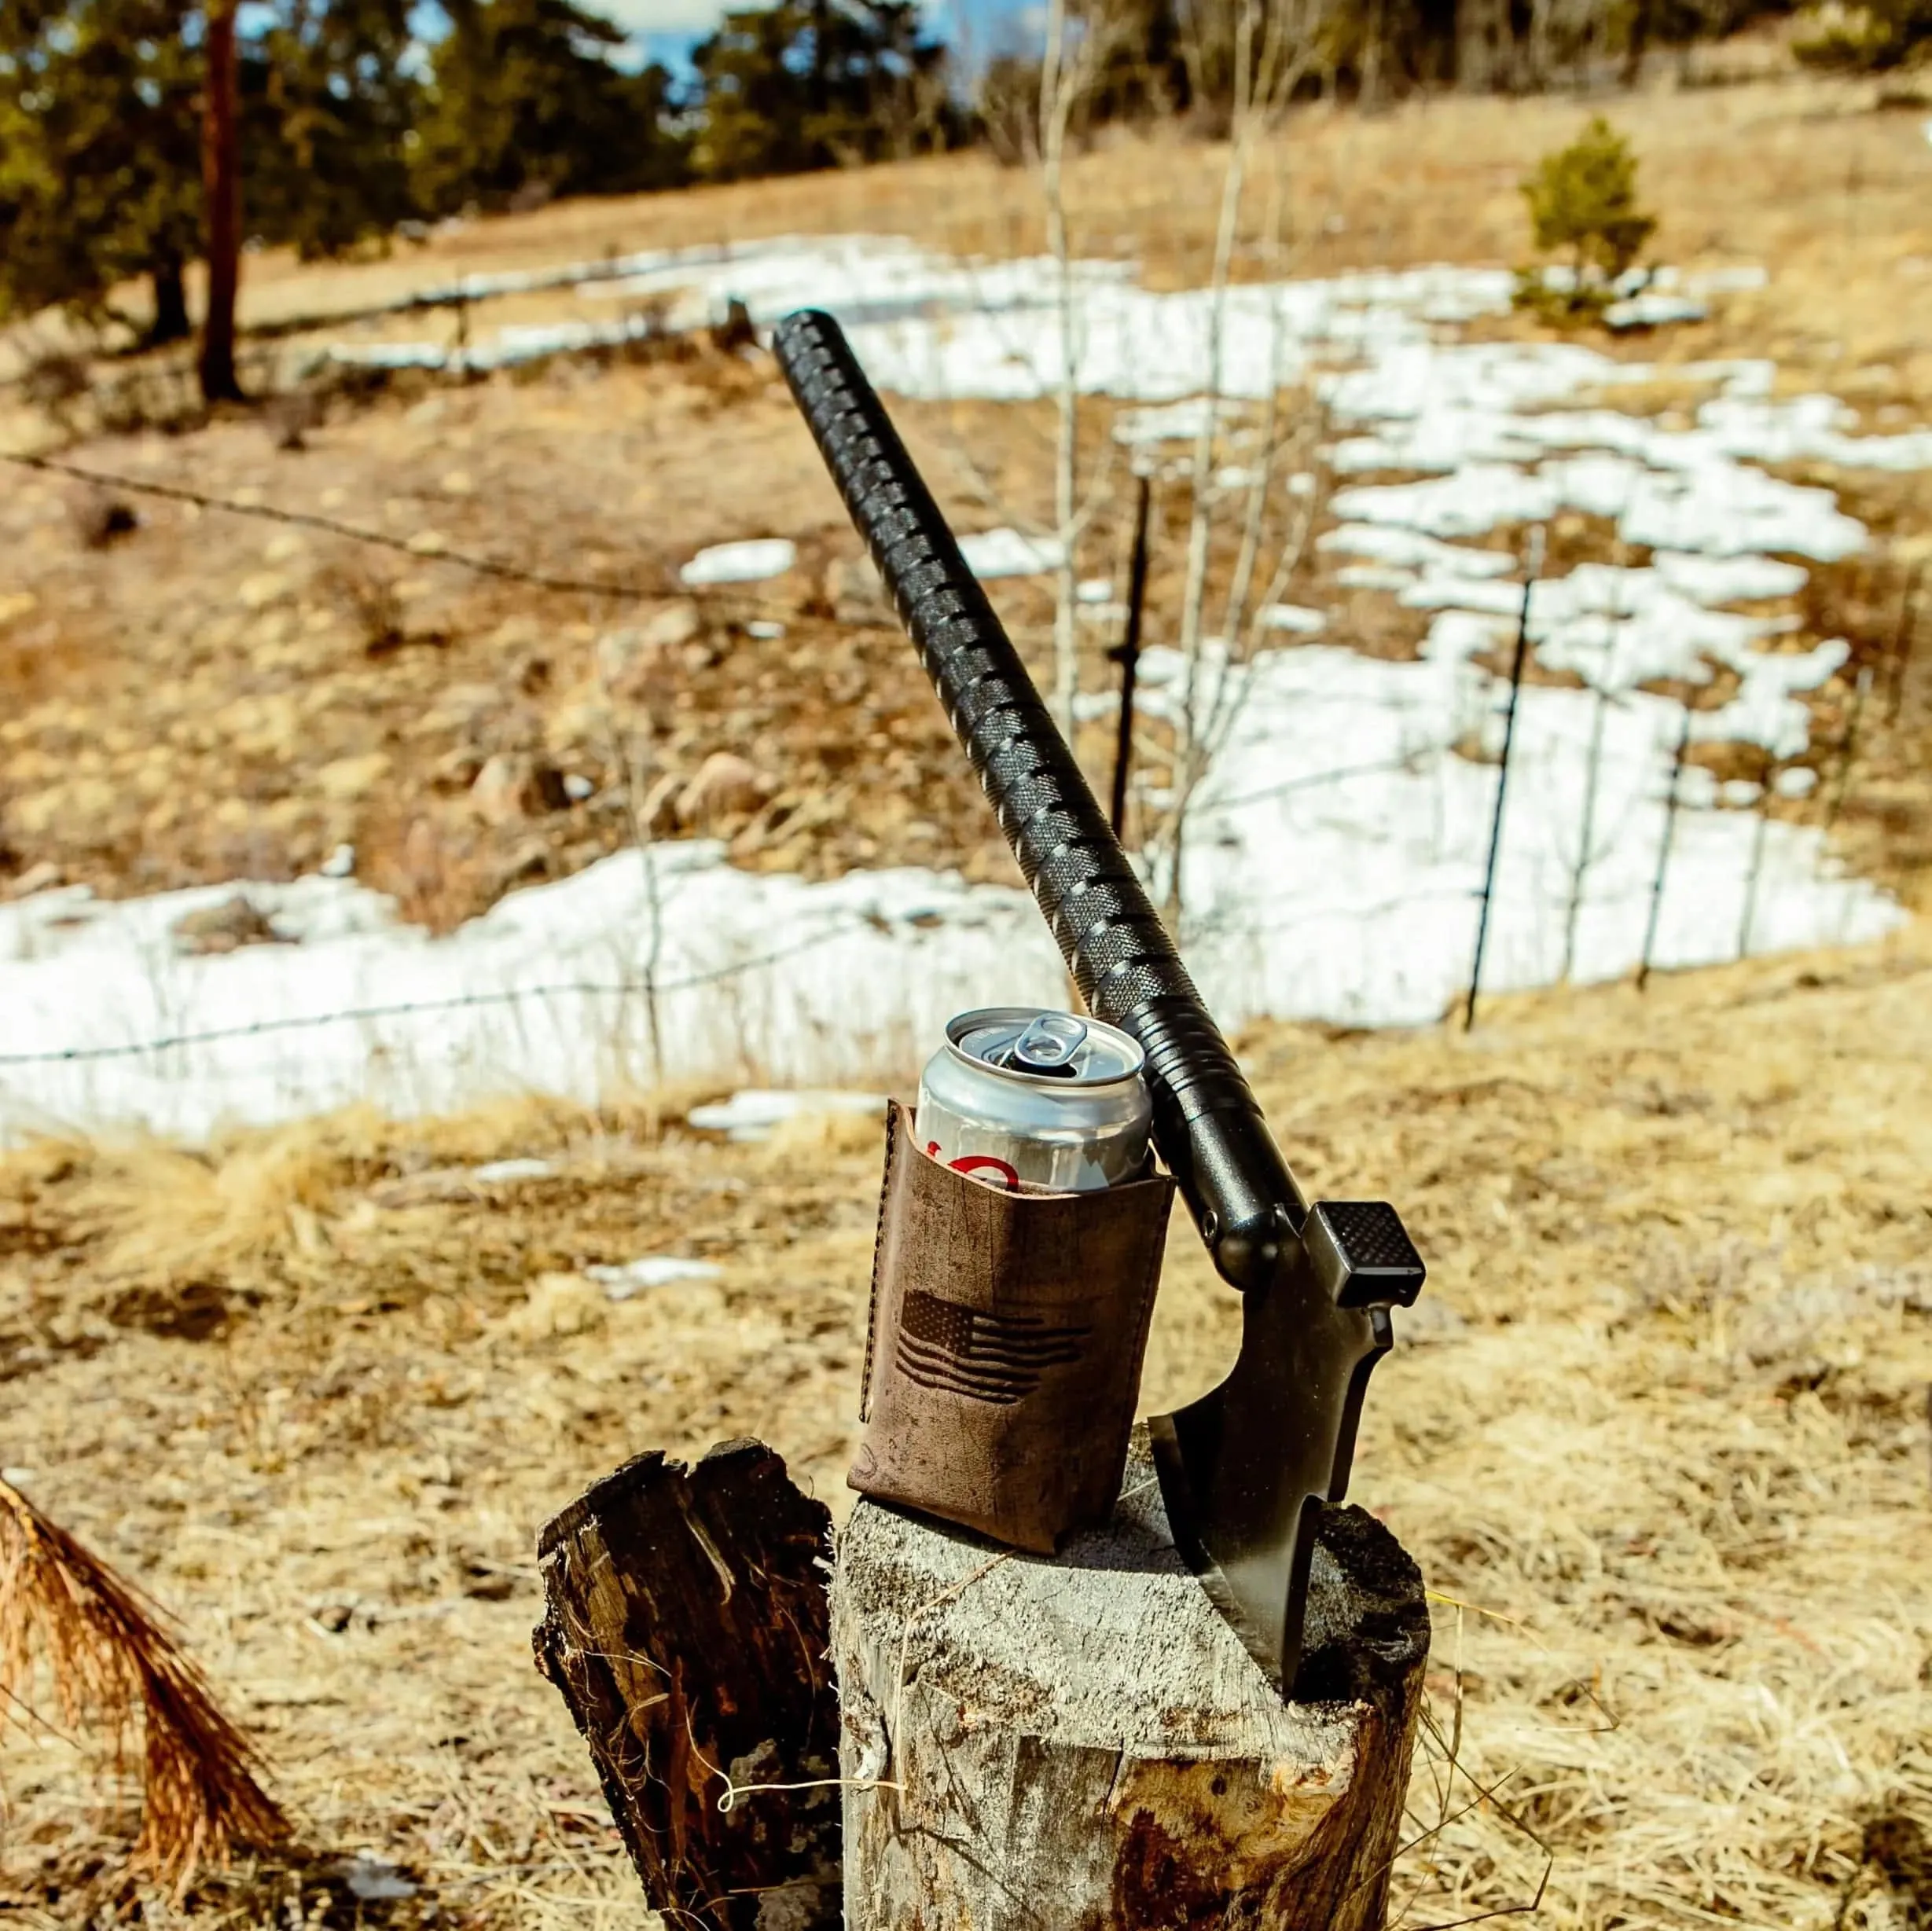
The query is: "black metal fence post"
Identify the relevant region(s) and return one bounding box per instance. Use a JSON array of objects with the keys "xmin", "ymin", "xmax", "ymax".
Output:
[
  {"xmin": 1108, "ymin": 473, "xmax": 1154, "ymax": 840},
  {"xmin": 1463, "ymin": 525, "xmax": 1544, "ymax": 1032},
  {"xmin": 1637, "ymin": 702, "xmax": 1695, "ymax": 993}
]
